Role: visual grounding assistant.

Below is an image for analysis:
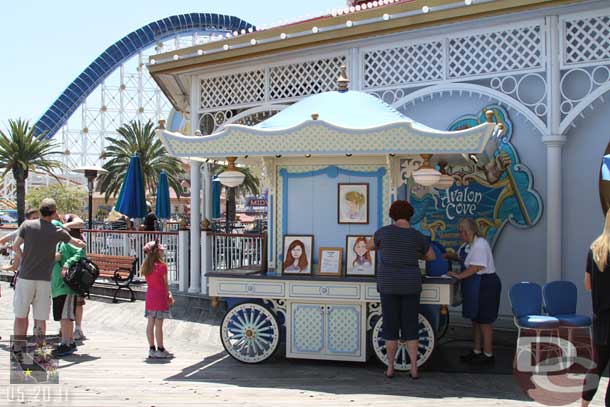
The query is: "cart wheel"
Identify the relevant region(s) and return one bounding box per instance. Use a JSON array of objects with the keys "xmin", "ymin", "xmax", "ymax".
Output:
[
  {"xmin": 221, "ymin": 302, "xmax": 280, "ymax": 364},
  {"xmin": 371, "ymin": 313, "xmax": 435, "ymax": 370},
  {"xmin": 437, "ymin": 311, "xmax": 450, "ymax": 340}
]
